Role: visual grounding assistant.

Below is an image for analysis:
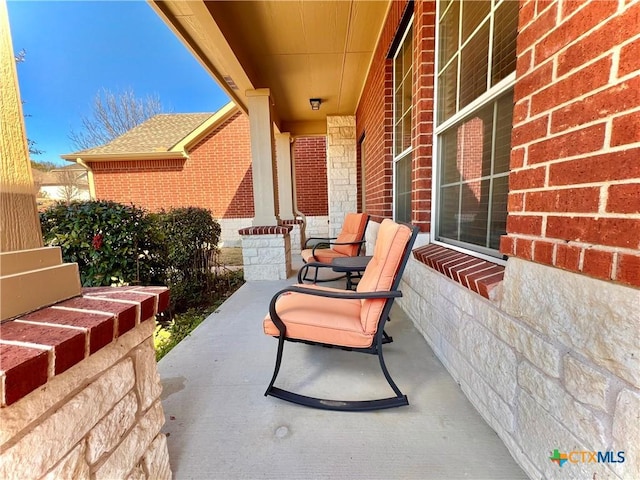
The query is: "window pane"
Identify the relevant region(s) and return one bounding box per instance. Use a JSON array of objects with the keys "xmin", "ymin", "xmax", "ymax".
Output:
[
  {"xmin": 456, "ymin": 108, "xmax": 493, "ymax": 181},
  {"xmin": 402, "ymin": 112, "xmax": 412, "ymax": 152},
  {"xmin": 395, "ymin": 154, "xmax": 412, "ymax": 223},
  {"xmin": 402, "ymin": 75, "xmax": 412, "ymax": 117},
  {"xmin": 462, "ymin": 0, "xmax": 490, "ymax": 43},
  {"xmin": 439, "ymin": 0, "xmax": 453, "ymax": 19},
  {"xmin": 437, "ymin": 60, "xmax": 458, "ymax": 124},
  {"xmin": 439, "ymin": 185, "xmax": 460, "ymax": 240},
  {"xmin": 489, "ymin": 174, "xmax": 508, "ymax": 249},
  {"xmin": 403, "ymin": 29, "xmax": 412, "ymax": 78},
  {"xmin": 460, "ymin": 22, "xmax": 489, "ymax": 108},
  {"xmin": 459, "ymin": 178, "xmax": 489, "ymax": 246},
  {"xmin": 394, "ymin": 53, "xmax": 403, "ymax": 91},
  {"xmin": 394, "ymin": 120, "xmax": 403, "ymax": 156},
  {"xmin": 394, "ymin": 24, "xmax": 413, "ymax": 222},
  {"xmin": 493, "ymin": 91, "xmax": 514, "ymax": 174},
  {"xmin": 441, "ymin": 128, "xmax": 459, "ymax": 184},
  {"xmin": 439, "ymin": 0, "xmax": 459, "ymax": 67},
  {"xmin": 492, "ymin": 0, "xmax": 519, "ymax": 85}
]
